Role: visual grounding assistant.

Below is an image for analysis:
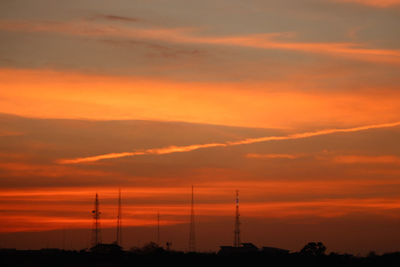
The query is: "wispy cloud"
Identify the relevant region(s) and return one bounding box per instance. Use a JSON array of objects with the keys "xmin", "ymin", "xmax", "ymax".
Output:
[
  {"xmin": 333, "ymin": 0, "xmax": 400, "ymax": 7},
  {"xmin": 101, "ymin": 38, "xmax": 203, "ymax": 59},
  {"xmin": 93, "ymin": 14, "xmax": 141, "ymax": 23},
  {"xmin": 58, "ymin": 143, "xmax": 225, "ymax": 164},
  {"xmin": 333, "ymin": 155, "xmax": 400, "ymax": 164},
  {"xmin": 0, "ymin": 162, "xmax": 111, "ymax": 178},
  {"xmin": 245, "ymin": 152, "xmax": 400, "ymax": 165},
  {"xmin": 0, "ymin": 130, "xmax": 23, "ymax": 137},
  {"xmin": 57, "ymin": 121, "xmax": 400, "ymax": 164},
  {"xmin": 245, "ymin": 153, "xmax": 304, "ymax": 159},
  {"xmin": 1, "ymin": 19, "xmax": 400, "ymax": 64}
]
